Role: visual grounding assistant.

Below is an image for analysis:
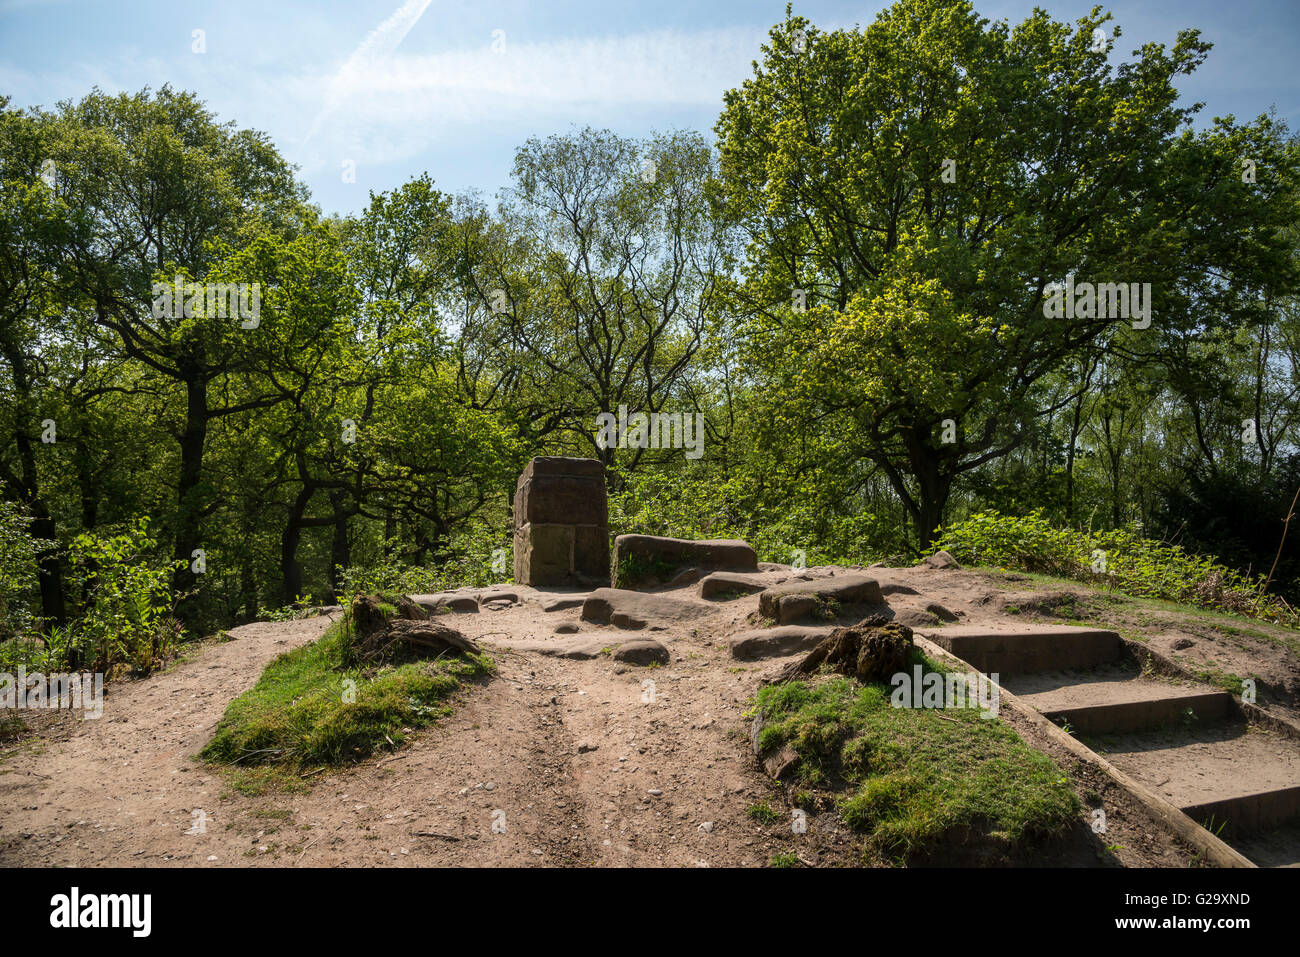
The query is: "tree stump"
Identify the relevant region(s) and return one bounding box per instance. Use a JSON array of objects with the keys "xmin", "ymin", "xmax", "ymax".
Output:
[
  {"xmin": 348, "ymin": 594, "xmax": 477, "ymax": 665},
  {"xmin": 767, "ymin": 615, "xmax": 914, "ymax": 684}
]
